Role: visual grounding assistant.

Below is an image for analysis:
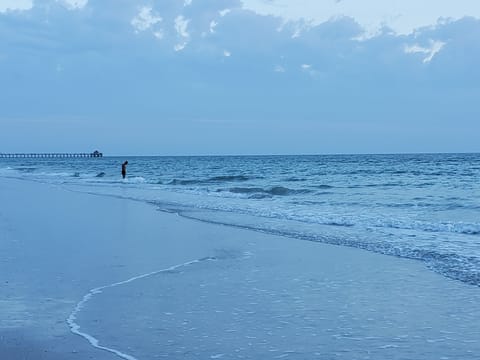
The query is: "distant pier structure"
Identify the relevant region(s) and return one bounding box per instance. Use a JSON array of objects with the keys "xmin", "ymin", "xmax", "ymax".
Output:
[{"xmin": 0, "ymin": 150, "xmax": 103, "ymax": 158}]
